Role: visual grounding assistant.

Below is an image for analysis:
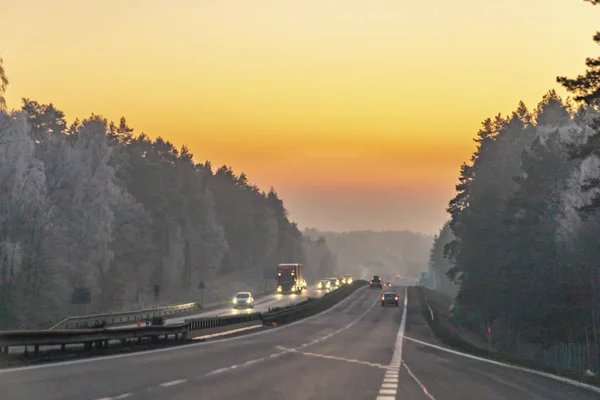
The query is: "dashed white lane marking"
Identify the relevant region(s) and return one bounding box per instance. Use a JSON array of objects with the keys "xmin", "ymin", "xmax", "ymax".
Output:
[
  {"xmin": 375, "ymin": 286, "xmax": 408, "ymax": 399},
  {"xmin": 159, "ymin": 379, "xmax": 187, "ymax": 387},
  {"xmin": 205, "ymin": 367, "xmax": 230, "ymax": 376},
  {"xmin": 275, "ymin": 346, "xmax": 388, "ymax": 369},
  {"xmin": 403, "ymin": 335, "xmax": 600, "ymax": 394},
  {"xmin": 204, "ymin": 351, "xmax": 287, "ymax": 376},
  {"xmin": 200, "ymin": 291, "xmax": 379, "ymax": 380},
  {"xmin": 295, "ymin": 294, "xmax": 379, "ymax": 349},
  {"xmin": 95, "ymin": 394, "xmax": 132, "ymax": 400}
]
